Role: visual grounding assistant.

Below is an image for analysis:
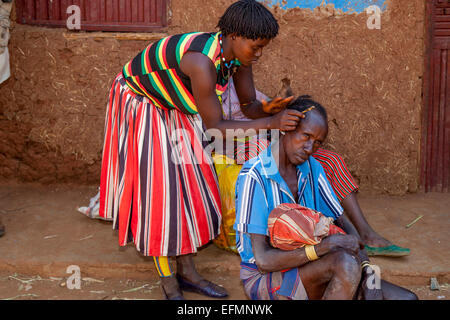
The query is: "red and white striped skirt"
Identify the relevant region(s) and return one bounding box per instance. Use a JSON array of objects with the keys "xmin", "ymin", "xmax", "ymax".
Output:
[{"xmin": 99, "ymin": 74, "xmax": 222, "ymax": 257}]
